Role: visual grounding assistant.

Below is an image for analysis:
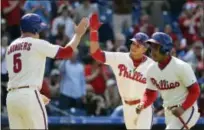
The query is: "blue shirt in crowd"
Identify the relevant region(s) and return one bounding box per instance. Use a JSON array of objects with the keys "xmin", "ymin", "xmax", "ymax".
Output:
[
  {"xmin": 59, "ymin": 60, "xmax": 86, "ymax": 99},
  {"xmin": 24, "ymin": 0, "xmax": 51, "ymax": 24}
]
